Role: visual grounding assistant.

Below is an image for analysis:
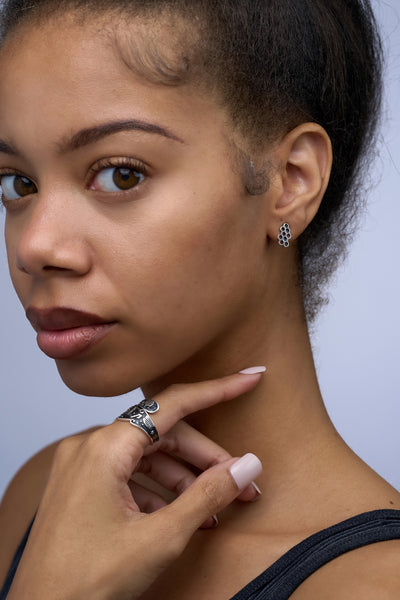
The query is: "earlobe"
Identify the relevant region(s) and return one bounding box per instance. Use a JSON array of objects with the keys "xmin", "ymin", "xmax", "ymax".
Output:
[{"xmin": 271, "ymin": 123, "xmax": 332, "ymax": 242}]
